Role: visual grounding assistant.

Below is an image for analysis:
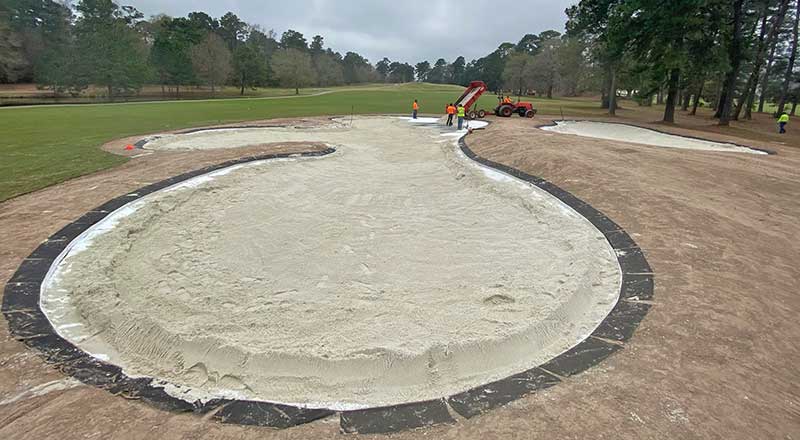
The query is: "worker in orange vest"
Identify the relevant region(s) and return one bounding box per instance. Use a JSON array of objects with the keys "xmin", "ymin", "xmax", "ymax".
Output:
[
  {"xmin": 412, "ymin": 99, "xmax": 419, "ymax": 119},
  {"xmin": 503, "ymin": 96, "xmax": 512, "ymax": 104},
  {"xmin": 446, "ymin": 103, "xmax": 456, "ymax": 126}
]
